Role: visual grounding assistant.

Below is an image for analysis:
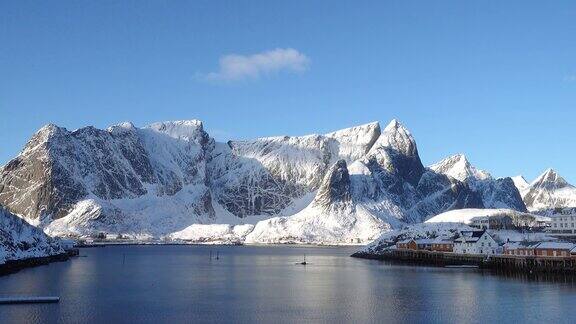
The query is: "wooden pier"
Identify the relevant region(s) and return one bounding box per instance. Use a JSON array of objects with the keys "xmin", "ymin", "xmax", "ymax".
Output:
[
  {"xmin": 486, "ymin": 254, "xmax": 576, "ymax": 274},
  {"xmin": 353, "ymin": 249, "xmax": 576, "ymax": 274}
]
